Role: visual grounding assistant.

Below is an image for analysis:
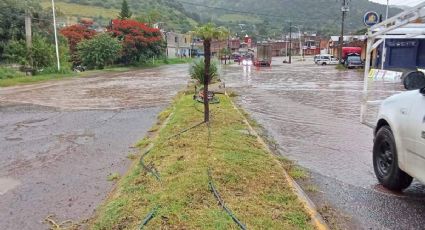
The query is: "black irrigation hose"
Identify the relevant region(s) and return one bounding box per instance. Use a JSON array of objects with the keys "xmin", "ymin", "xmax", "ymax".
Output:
[
  {"xmin": 165, "ymin": 121, "xmax": 205, "ymax": 140},
  {"xmin": 208, "ymin": 170, "xmax": 247, "ymax": 230},
  {"xmin": 139, "ymin": 206, "xmax": 159, "ymax": 229},
  {"xmin": 139, "ymin": 149, "xmax": 161, "ymax": 181}
]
